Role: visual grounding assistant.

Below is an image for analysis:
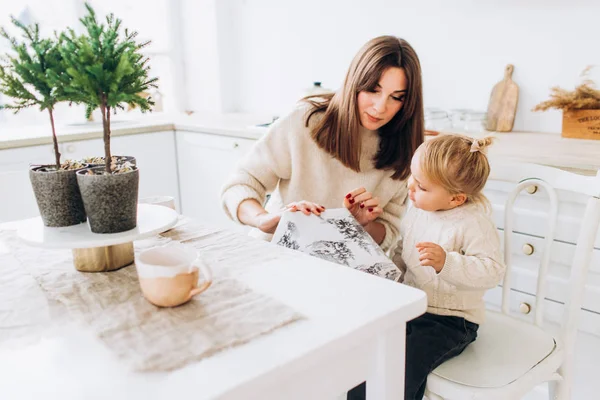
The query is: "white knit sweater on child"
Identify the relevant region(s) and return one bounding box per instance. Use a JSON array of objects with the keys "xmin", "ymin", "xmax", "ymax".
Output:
[
  {"xmin": 221, "ymin": 102, "xmax": 408, "ymax": 251},
  {"xmin": 392, "ymin": 202, "xmax": 506, "ymax": 324}
]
